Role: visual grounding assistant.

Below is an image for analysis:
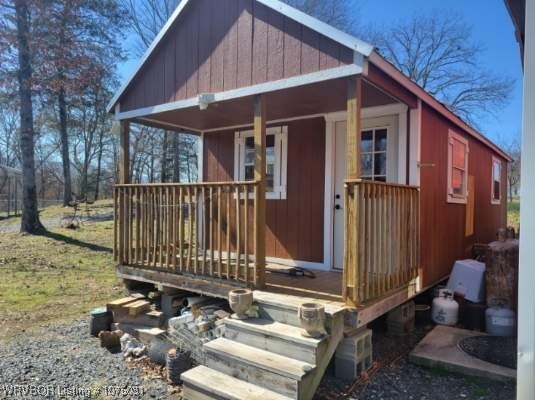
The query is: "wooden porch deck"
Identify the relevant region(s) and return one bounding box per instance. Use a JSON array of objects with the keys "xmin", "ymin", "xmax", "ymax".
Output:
[{"xmin": 265, "ymin": 266, "xmax": 343, "ymax": 302}]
